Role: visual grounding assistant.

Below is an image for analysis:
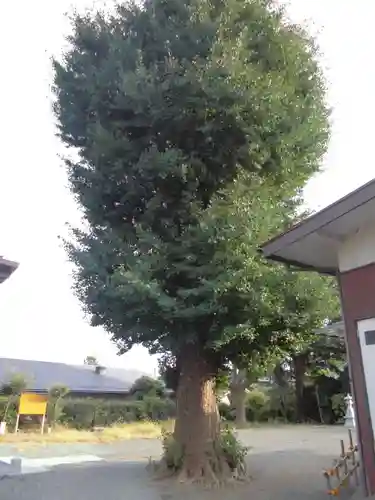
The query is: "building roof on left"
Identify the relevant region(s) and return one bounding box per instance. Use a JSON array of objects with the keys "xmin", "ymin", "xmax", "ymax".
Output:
[
  {"xmin": 0, "ymin": 357, "xmax": 145, "ymax": 395},
  {"xmin": 0, "ymin": 257, "xmax": 18, "ymax": 284}
]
